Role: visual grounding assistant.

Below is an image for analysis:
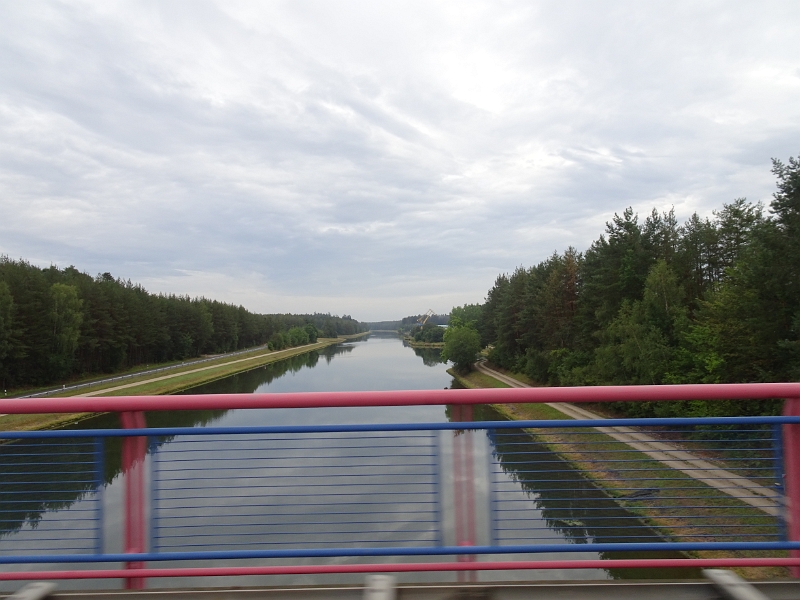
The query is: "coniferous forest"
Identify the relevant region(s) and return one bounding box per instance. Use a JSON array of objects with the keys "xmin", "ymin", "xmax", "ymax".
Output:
[
  {"xmin": 0, "ymin": 261, "xmax": 365, "ymax": 390},
  {"xmin": 461, "ymin": 157, "xmax": 800, "ymax": 417}
]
